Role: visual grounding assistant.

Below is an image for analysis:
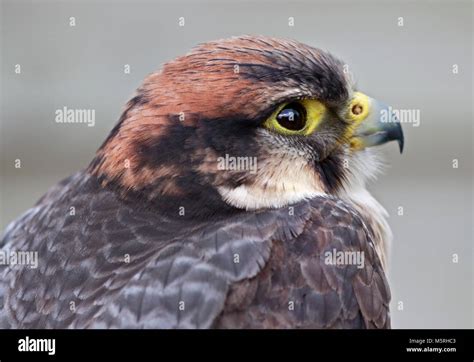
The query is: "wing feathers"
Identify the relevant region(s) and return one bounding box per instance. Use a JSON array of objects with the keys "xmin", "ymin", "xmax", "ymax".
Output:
[{"xmin": 1, "ymin": 173, "xmax": 390, "ymax": 329}]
